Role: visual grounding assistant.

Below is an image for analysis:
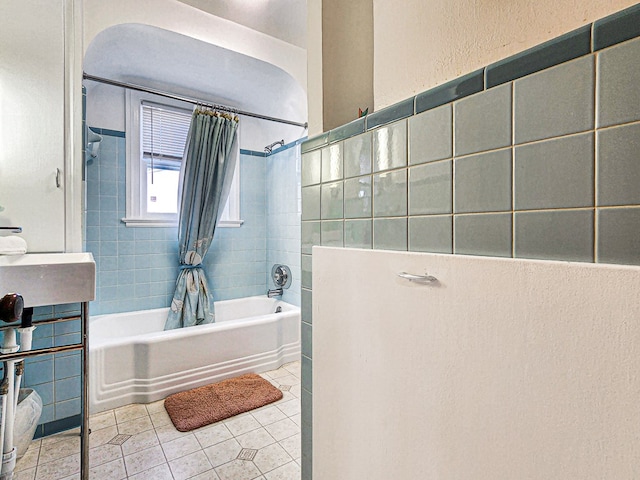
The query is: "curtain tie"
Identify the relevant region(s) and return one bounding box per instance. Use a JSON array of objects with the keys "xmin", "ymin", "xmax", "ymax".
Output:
[{"xmin": 179, "ymin": 264, "xmax": 202, "ymax": 270}]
